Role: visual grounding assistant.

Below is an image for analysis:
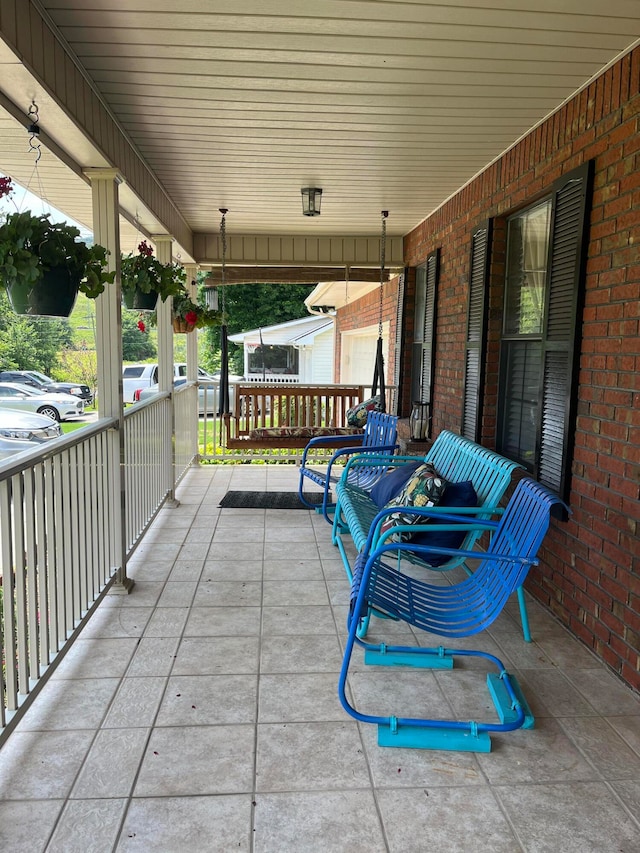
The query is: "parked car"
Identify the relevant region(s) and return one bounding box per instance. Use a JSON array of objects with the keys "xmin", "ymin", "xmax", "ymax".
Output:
[
  {"xmin": 122, "ymin": 362, "xmax": 217, "ymax": 403},
  {"xmin": 0, "ymin": 408, "xmax": 62, "ymax": 460},
  {"xmin": 135, "ymin": 375, "xmax": 242, "ymax": 414},
  {"xmin": 0, "ymin": 370, "xmax": 93, "ymax": 405},
  {"xmin": 0, "ymin": 382, "xmax": 85, "ymax": 421}
]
